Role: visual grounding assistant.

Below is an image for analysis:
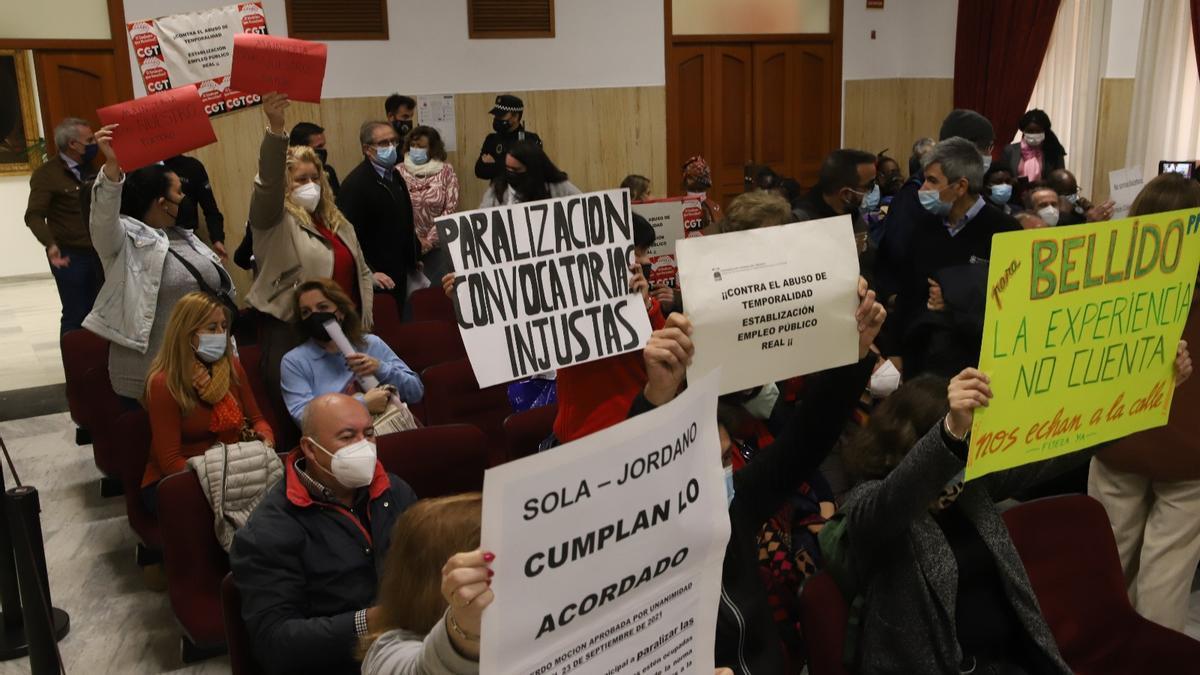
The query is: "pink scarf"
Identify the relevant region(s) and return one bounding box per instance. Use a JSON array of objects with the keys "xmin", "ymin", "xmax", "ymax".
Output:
[{"xmin": 1018, "ymin": 139, "xmax": 1043, "ymax": 182}]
